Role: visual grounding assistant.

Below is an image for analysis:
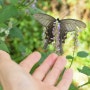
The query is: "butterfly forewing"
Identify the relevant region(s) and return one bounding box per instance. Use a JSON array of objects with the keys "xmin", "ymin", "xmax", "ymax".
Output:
[
  {"xmin": 33, "ymin": 13, "xmax": 56, "ymax": 27},
  {"xmin": 60, "ymin": 19, "xmax": 86, "ymax": 32}
]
